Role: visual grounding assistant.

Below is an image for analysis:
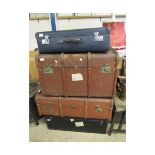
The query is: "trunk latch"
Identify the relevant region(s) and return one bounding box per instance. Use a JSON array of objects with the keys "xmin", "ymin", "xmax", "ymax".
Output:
[
  {"xmin": 44, "ymin": 66, "xmax": 53, "ymax": 74},
  {"xmin": 95, "ymin": 105, "xmax": 103, "ymax": 112},
  {"xmin": 45, "ymin": 103, "xmax": 52, "ymax": 111},
  {"xmin": 101, "ymin": 64, "xmax": 111, "ymax": 73}
]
